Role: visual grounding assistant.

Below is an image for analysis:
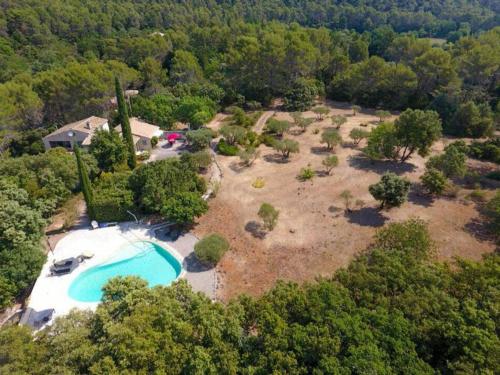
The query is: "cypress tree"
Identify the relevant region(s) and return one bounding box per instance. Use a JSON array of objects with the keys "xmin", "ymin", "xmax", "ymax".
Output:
[
  {"xmin": 74, "ymin": 145, "xmax": 96, "ymax": 220},
  {"xmin": 115, "ymin": 76, "xmax": 137, "ymax": 169}
]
